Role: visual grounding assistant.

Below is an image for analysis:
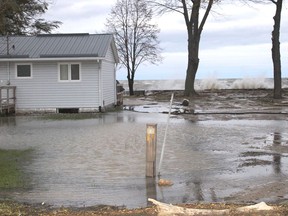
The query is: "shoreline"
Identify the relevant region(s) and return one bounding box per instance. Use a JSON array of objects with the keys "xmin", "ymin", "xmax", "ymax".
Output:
[
  {"xmin": 123, "ymin": 88, "xmax": 288, "ymax": 121},
  {"xmin": 1, "ymin": 199, "xmax": 288, "ymax": 215}
]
